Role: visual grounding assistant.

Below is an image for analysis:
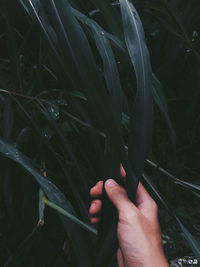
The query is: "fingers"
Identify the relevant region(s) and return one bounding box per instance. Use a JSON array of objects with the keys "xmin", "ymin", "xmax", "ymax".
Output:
[
  {"xmin": 89, "ymin": 199, "xmax": 102, "ymax": 215},
  {"xmin": 89, "ymin": 199, "xmax": 102, "ymax": 224},
  {"xmin": 120, "ymin": 164, "xmax": 126, "ymax": 178},
  {"xmin": 104, "ymin": 179, "xmax": 137, "ymax": 215},
  {"xmin": 89, "ymin": 181, "xmax": 103, "ymax": 198},
  {"xmin": 90, "ymin": 180, "xmax": 153, "ymax": 209},
  {"xmin": 89, "ymin": 179, "xmax": 136, "ymax": 224},
  {"xmin": 136, "ymin": 182, "xmax": 157, "ymax": 211},
  {"xmin": 119, "ymin": 165, "xmax": 154, "ymax": 210},
  {"xmin": 136, "ymin": 182, "xmax": 152, "ymax": 206},
  {"xmin": 89, "ymin": 181, "xmax": 103, "ymax": 224},
  {"xmin": 90, "ymin": 217, "xmax": 100, "ymax": 224},
  {"xmin": 89, "ymin": 179, "xmax": 157, "ymax": 224}
]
